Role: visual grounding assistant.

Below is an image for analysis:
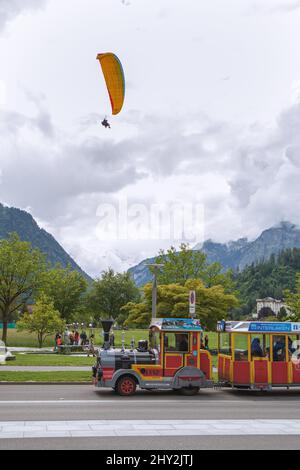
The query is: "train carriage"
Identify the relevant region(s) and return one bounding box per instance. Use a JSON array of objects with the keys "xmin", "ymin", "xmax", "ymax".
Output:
[{"xmin": 217, "ymin": 320, "xmax": 300, "ymax": 390}]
